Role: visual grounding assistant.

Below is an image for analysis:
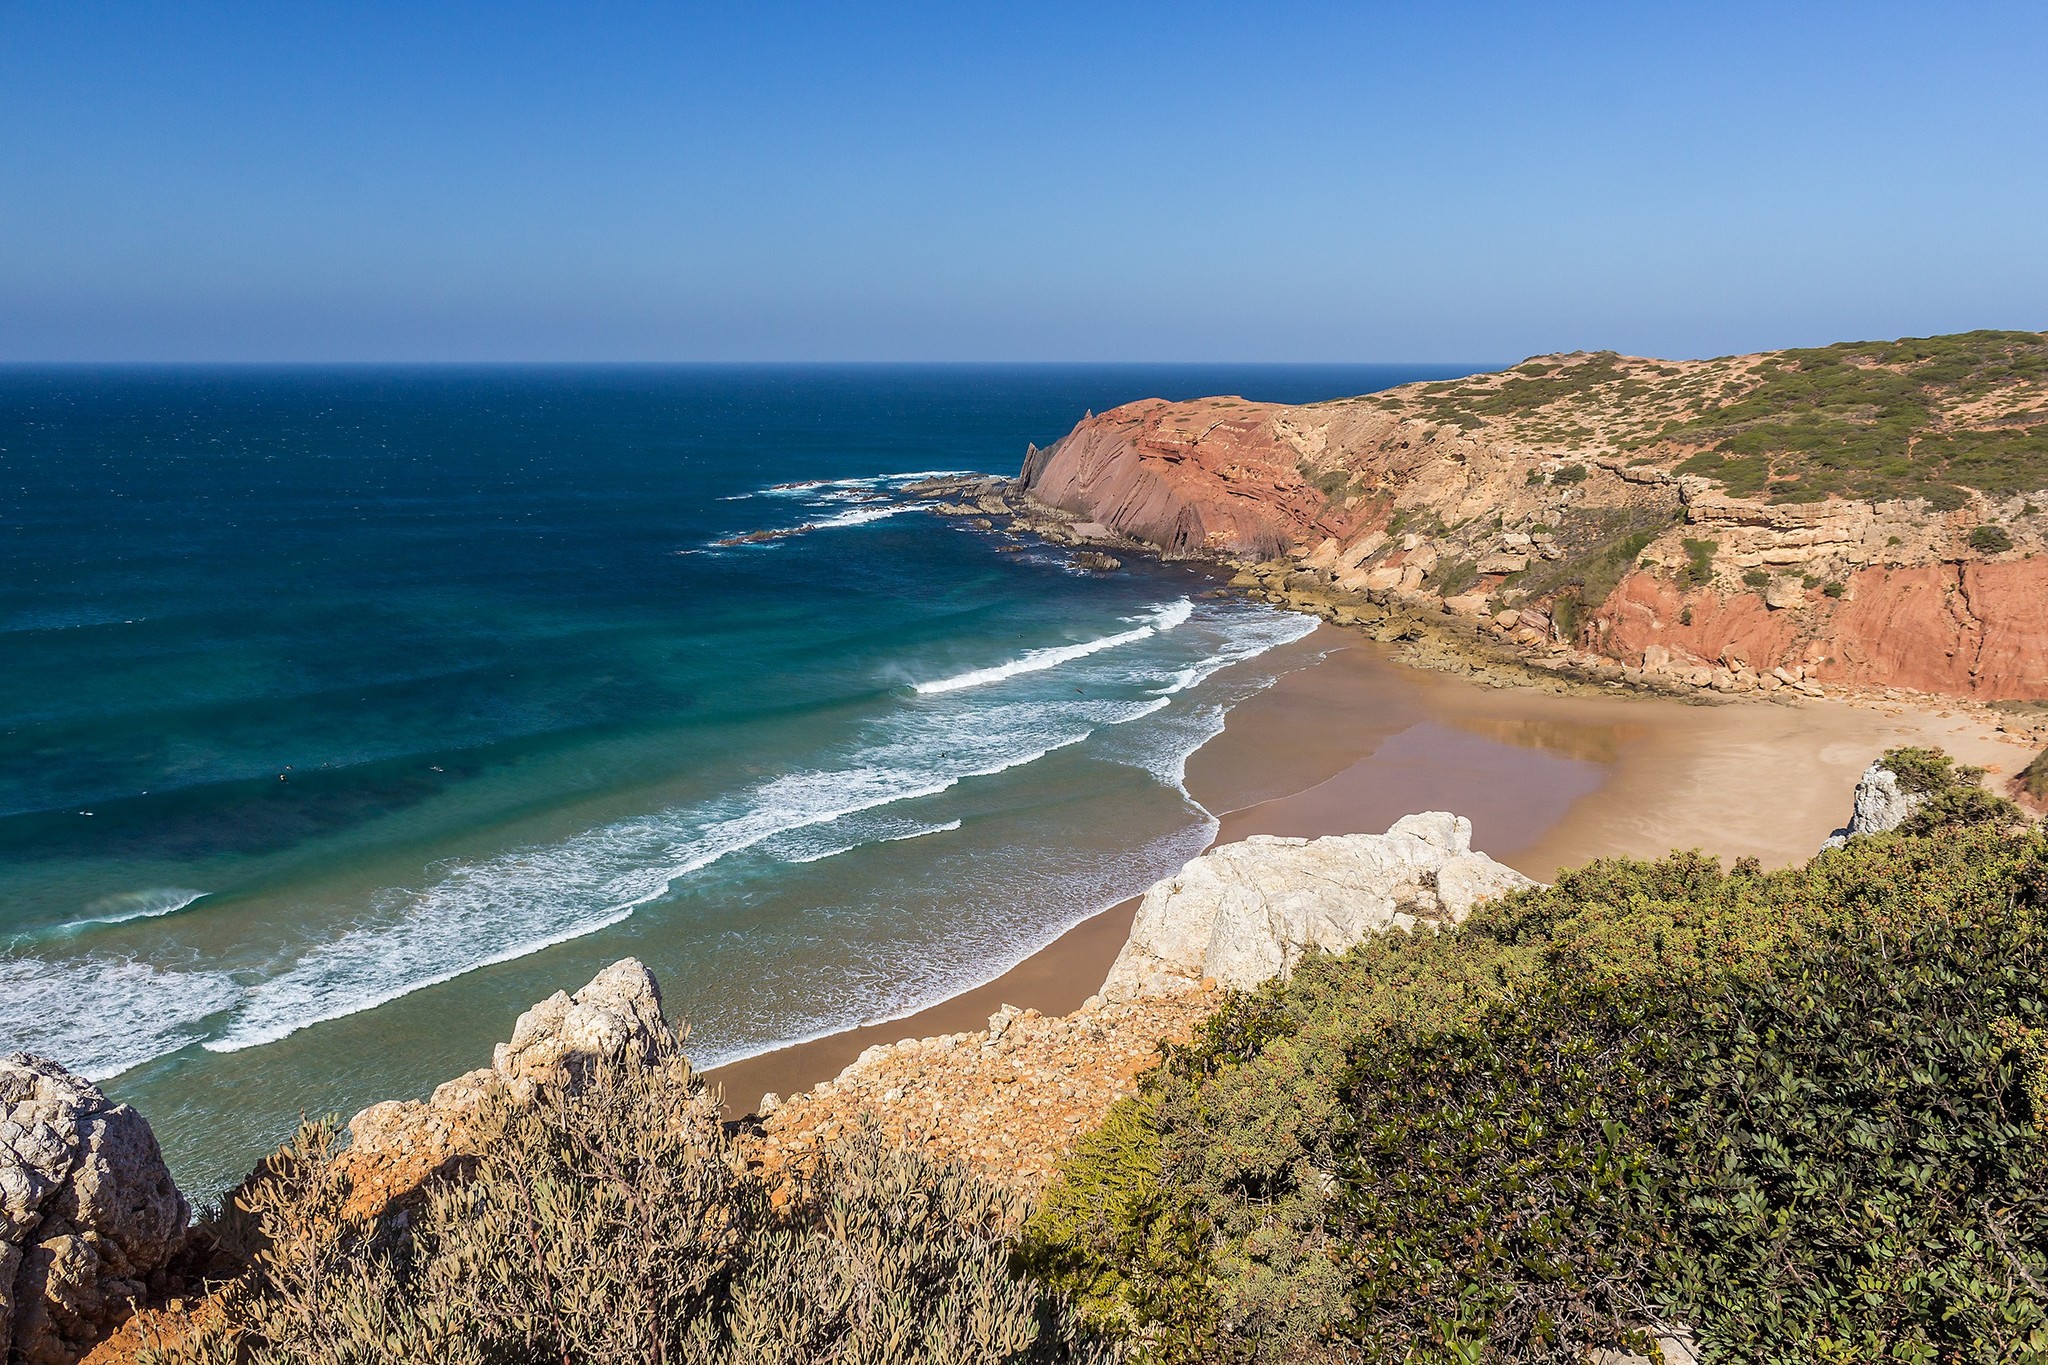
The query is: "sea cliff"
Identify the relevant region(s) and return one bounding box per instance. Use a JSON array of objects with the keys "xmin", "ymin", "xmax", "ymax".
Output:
[{"xmin": 1009, "ymin": 332, "xmax": 2048, "ymax": 703}]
